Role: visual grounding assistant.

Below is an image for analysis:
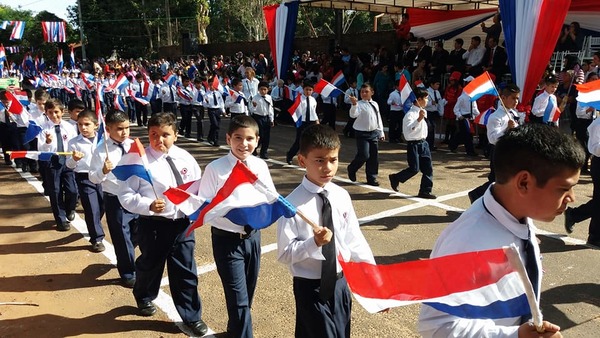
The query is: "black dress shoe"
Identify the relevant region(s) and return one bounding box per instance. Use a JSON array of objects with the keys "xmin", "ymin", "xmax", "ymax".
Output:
[
  {"xmin": 417, "ymin": 192, "xmax": 437, "ymax": 199},
  {"xmin": 122, "ymin": 277, "xmax": 136, "ymax": 288},
  {"xmin": 286, "ymin": 157, "xmax": 293, "ymax": 165},
  {"xmin": 347, "ymin": 166, "xmax": 356, "ymax": 182},
  {"xmin": 67, "ymin": 210, "xmax": 76, "ymax": 222},
  {"xmin": 389, "ymin": 174, "xmax": 399, "ymax": 192},
  {"xmin": 186, "ymin": 319, "xmax": 208, "ymax": 336},
  {"xmin": 212, "ymin": 142, "xmax": 220, "ymax": 147},
  {"xmin": 197, "ymin": 137, "xmax": 205, "ymax": 142},
  {"xmin": 466, "ymin": 152, "xmax": 479, "ymax": 157},
  {"xmin": 564, "ymin": 207, "xmax": 575, "ymax": 234},
  {"xmin": 56, "ymin": 222, "xmax": 71, "ymax": 231},
  {"xmin": 586, "ymin": 239, "xmax": 600, "ymax": 248},
  {"xmin": 367, "ymin": 180, "xmax": 380, "ymax": 186},
  {"xmin": 137, "ymin": 301, "xmax": 157, "ymax": 317},
  {"xmin": 260, "ymin": 155, "xmax": 269, "ymax": 160}
]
